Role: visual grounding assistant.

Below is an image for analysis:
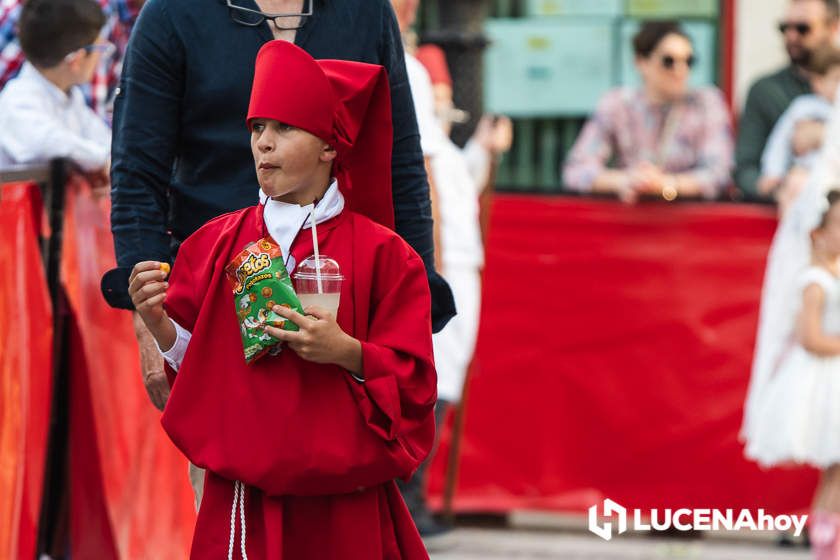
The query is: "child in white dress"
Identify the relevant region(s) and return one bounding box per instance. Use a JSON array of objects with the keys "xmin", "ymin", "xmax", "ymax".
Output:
[{"xmin": 746, "ymin": 190, "xmax": 840, "ymax": 559}]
